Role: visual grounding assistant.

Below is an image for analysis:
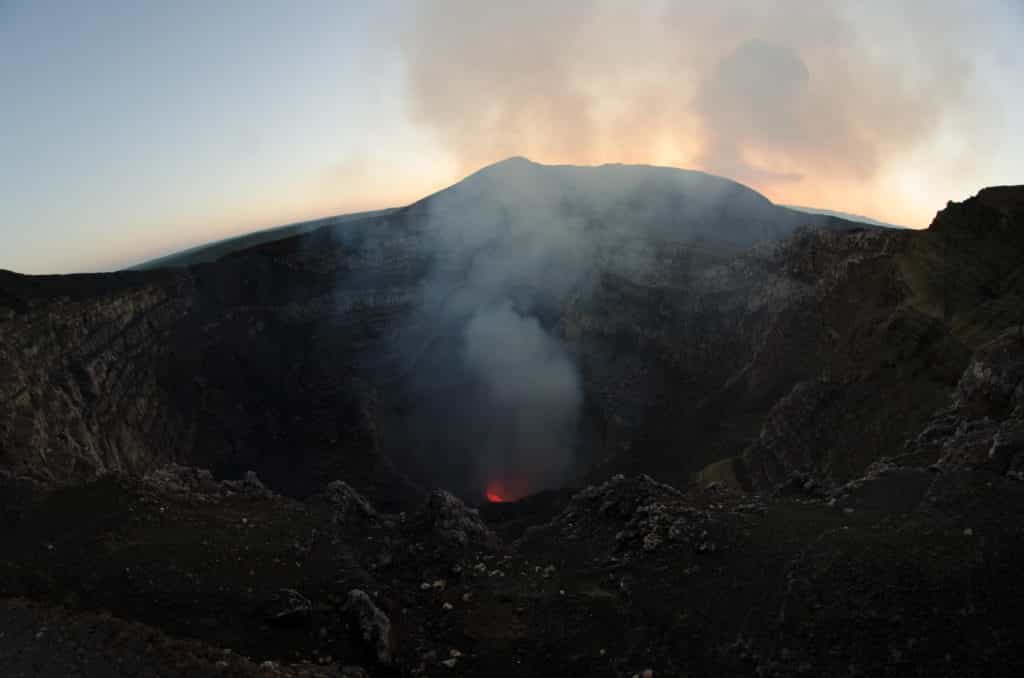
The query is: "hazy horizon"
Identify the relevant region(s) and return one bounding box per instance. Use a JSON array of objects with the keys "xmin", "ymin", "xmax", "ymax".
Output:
[{"xmin": 2, "ymin": 1, "xmax": 1021, "ymax": 275}]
